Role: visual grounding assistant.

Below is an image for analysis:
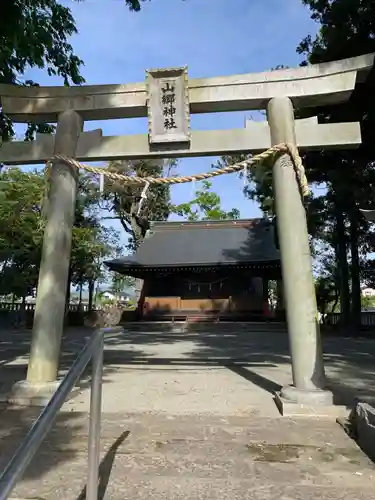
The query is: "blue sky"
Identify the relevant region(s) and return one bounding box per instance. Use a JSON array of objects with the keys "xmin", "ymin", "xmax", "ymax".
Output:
[{"xmin": 22, "ymin": 0, "xmax": 319, "ymax": 238}]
